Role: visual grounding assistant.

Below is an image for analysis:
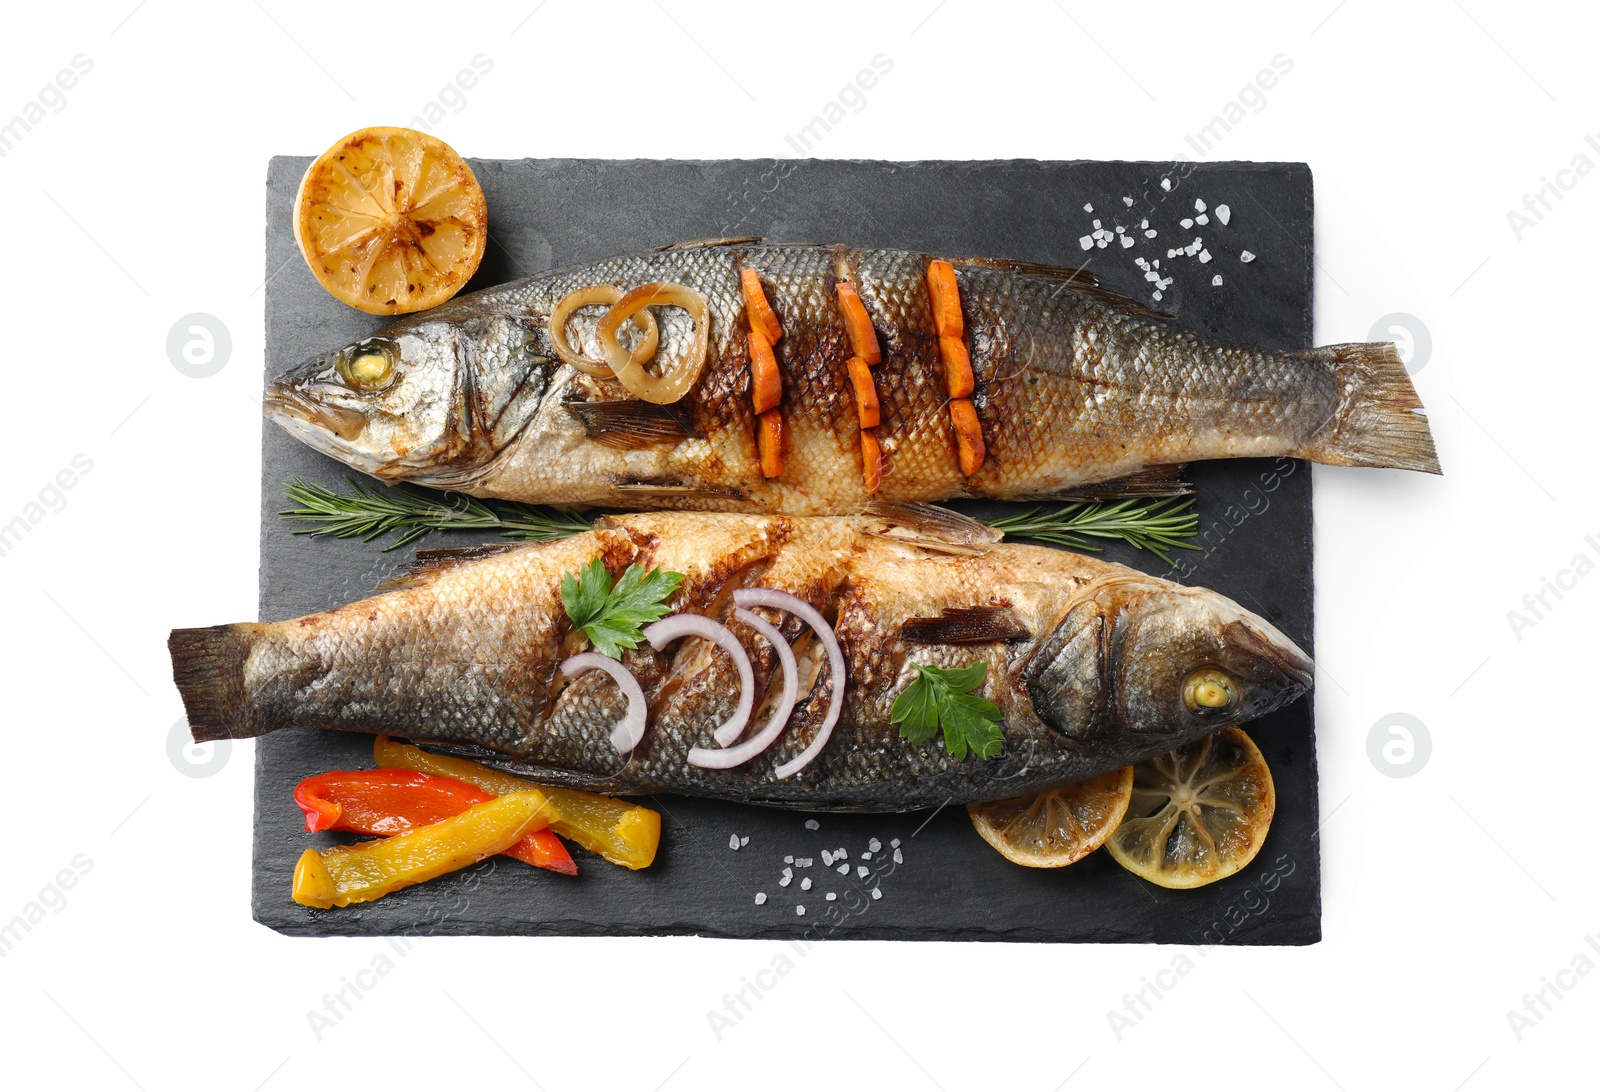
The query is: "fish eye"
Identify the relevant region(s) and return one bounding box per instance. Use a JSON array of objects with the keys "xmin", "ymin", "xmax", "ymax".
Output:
[
  {"xmin": 338, "ymin": 340, "xmax": 396, "ymax": 393},
  {"xmin": 1182, "ymin": 668, "xmax": 1238, "ymax": 716}
]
